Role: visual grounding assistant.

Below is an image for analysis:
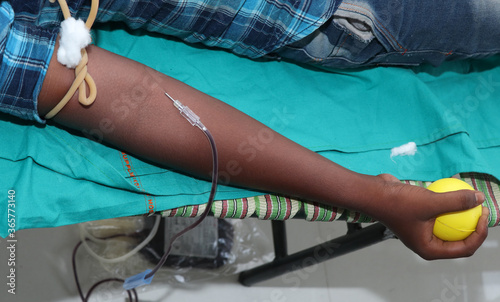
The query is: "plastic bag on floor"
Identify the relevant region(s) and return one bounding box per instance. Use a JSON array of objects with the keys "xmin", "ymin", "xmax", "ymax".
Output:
[{"xmin": 78, "ymin": 215, "xmax": 274, "ymax": 285}]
